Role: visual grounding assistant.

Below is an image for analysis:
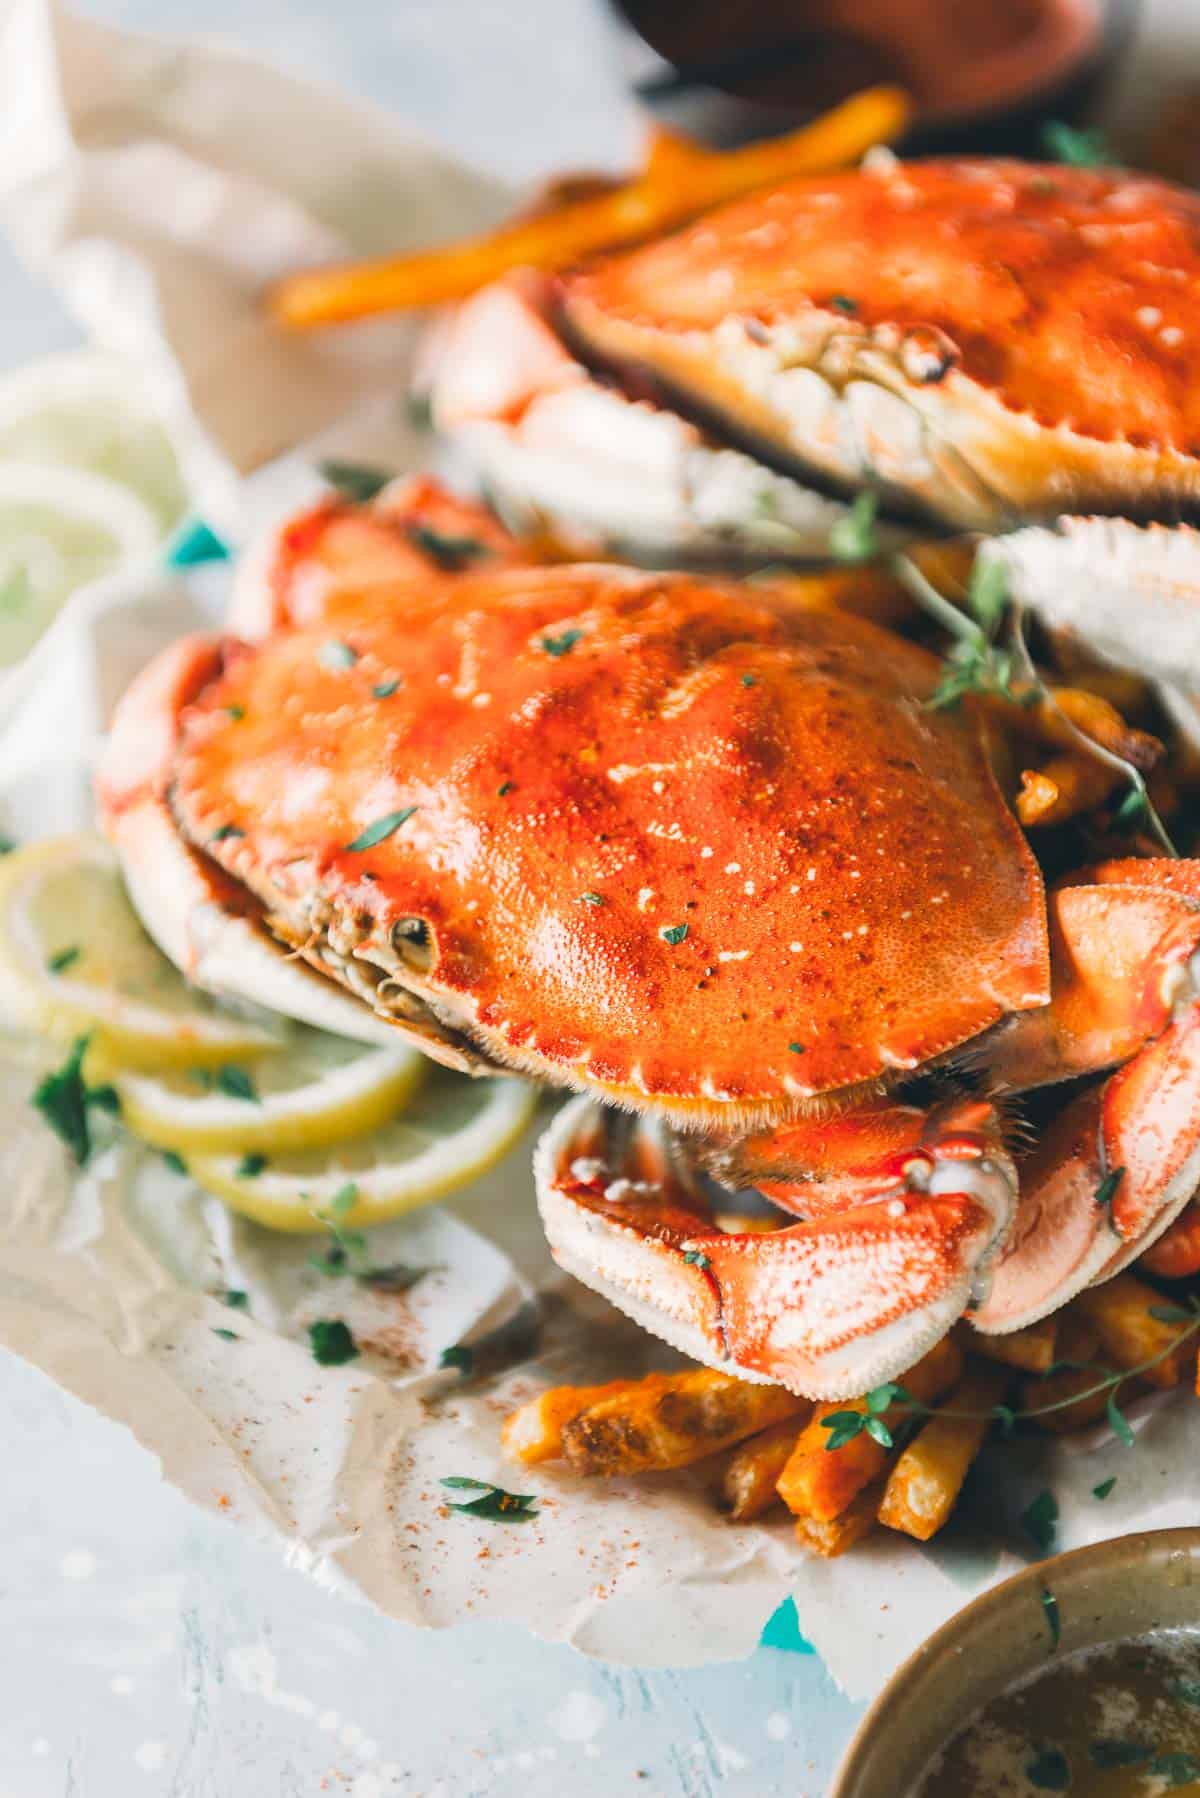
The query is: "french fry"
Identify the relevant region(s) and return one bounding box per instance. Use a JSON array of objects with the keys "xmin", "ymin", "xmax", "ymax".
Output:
[
  {"xmin": 560, "ymin": 1369, "xmax": 806, "ymax": 1477},
  {"xmin": 777, "ymin": 1336, "xmax": 963, "ymax": 1522},
  {"xmin": 960, "ymin": 1316, "xmax": 1057, "ymax": 1375},
  {"xmin": 794, "ymin": 1484, "xmax": 882, "ymax": 1557},
  {"xmin": 502, "ymin": 1380, "xmax": 639, "ymax": 1465},
  {"xmin": 720, "ymin": 1416, "xmax": 811, "ymax": 1522},
  {"xmin": 270, "ymin": 86, "xmax": 910, "ymax": 325},
  {"xmin": 1017, "ymin": 755, "xmax": 1121, "ymax": 828},
  {"xmin": 877, "ymin": 1363, "xmax": 1009, "ymax": 1541},
  {"xmin": 1074, "ymin": 1274, "xmax": 1191, "ymax": 1389},
  {"xmin": 1021, "ymin": 1315, "xmax": 1110, "ymax": 1434}
]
